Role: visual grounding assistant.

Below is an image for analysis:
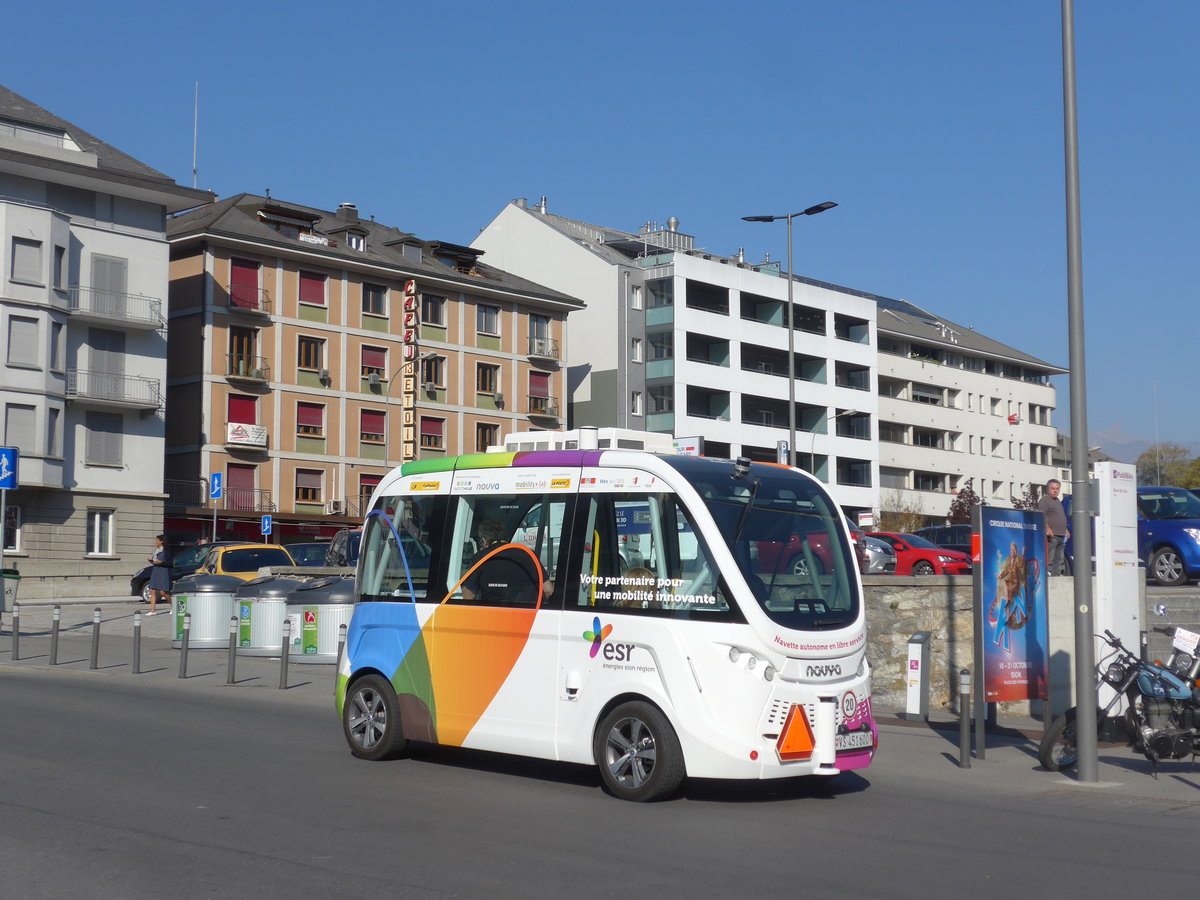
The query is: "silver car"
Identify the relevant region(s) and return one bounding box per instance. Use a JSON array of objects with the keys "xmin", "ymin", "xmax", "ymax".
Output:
[{"xmin": 863, "ymin": 535, "xmax": 897, "ymax": 574}]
